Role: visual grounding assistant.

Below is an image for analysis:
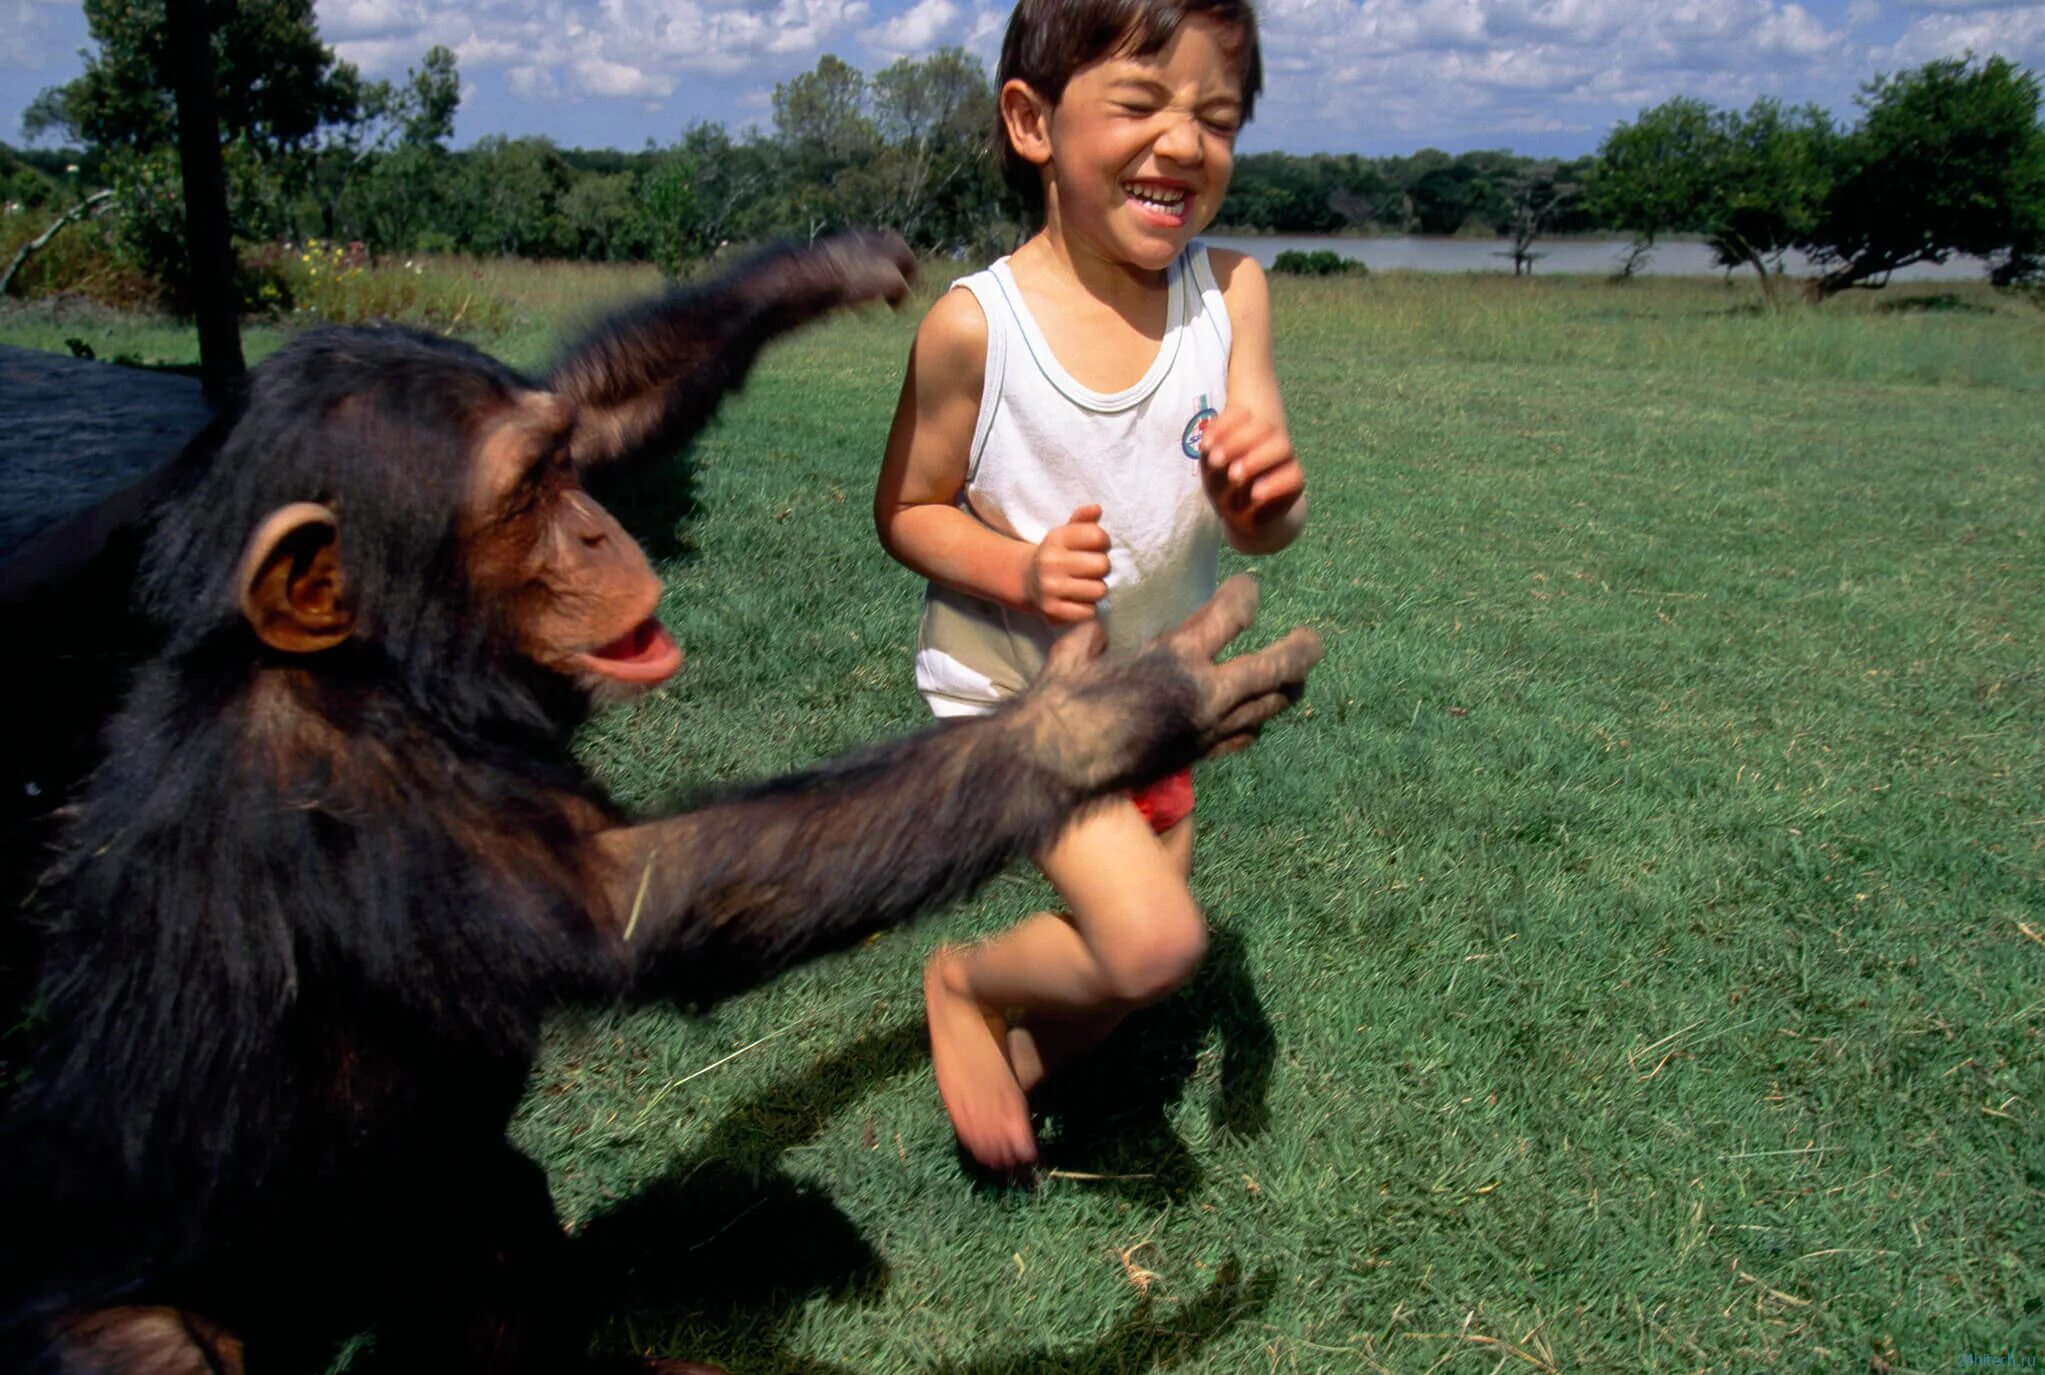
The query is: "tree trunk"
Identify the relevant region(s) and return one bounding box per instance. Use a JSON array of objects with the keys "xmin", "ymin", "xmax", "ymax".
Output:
[
  {"xmin": 1720, "ymin": 230, "xmax": 1778, "ymax": 308},
  {"xmin": 164, "ymin": 0, "xmax": 245, "ymax": 401}
]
